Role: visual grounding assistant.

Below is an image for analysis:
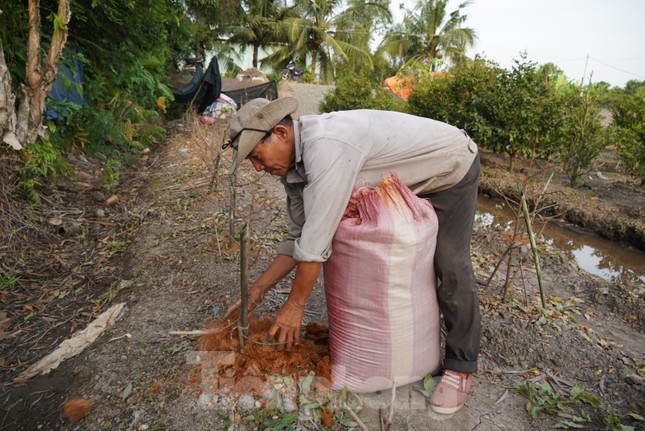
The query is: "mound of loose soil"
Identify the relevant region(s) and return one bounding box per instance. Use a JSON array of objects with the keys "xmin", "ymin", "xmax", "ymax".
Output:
[{"xmin": 198, "ymin": 318, "xmax": 331, "ymax": 386}]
